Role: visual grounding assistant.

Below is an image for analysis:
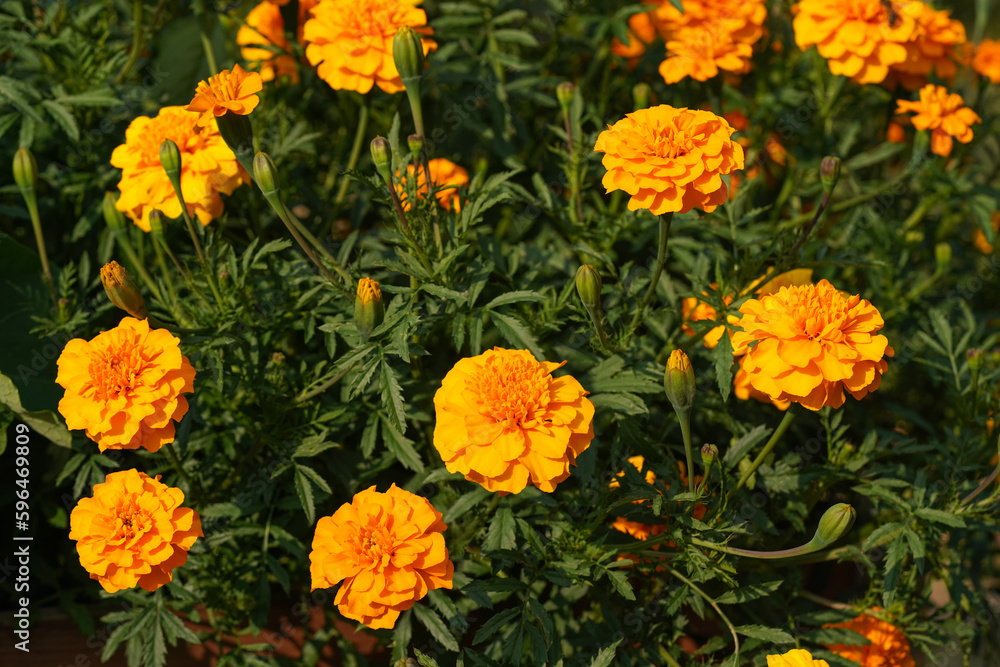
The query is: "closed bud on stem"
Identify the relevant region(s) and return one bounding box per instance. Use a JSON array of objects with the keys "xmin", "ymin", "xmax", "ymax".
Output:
[
  {"xmin": 664, "ymin": 349, "xmax": 696, "ymax": 413},
  {"xmin": 101, "ymin": 261, "xmax": 148, "ymax": 319},
  {"xmin": 556, "ymin": 82, "xmax": 575, "ymax": 114},
  {"xmin": 103, "ymin": 192, "xmax": 127, "ymax": 233},
  {"xmin": 575, "ymin": 264, "xmax": 602, "ymax": 312},
  {"xmin": 393, "ymin": 26, "xmax": 425, "ymax": 84},
  {"xmin": 820, "ymin": 156, "xmax": 841, "ymax": 195},
  {"xmin": 701, "ymin": 444, "xmax": 718, "ymax": 471},
  {"xmin": 355, "ymin": 277, "xmax": 384, "ymax": 342},
  {"xmin": 370, "ymin": 136, "xmax": 393, "ymax": 185},
  {"xmin": 13, "ymin": 147, "xmax": 38, "ymax": 193},
  {"xmin": 812, "ymin": 503, "xmax": 856, "ymax": 548},
  {"xmin": 967, "ymin": 348, "xmax": 985, "ymax": 373},
  {"xmin": 159, "ymin": 139, "xmax": 182, "ymax": 179},
  {"xmin": 253, "ymin": 151, "xmax": 280, "ymax": 197},
  {"xmin": 149, "ymin": 210, "xmax": 166, "ymax": 237},
  {"xmin": 935, "ymin": 242, "xmax": 952, "ymax": 272},
  {"xmin": 632, "ymin": 83, "xmax": 651, "ymax": 111},
  {"xmin": 407, "ymin": 134, "xmax": 424, "ymax": 157}
]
